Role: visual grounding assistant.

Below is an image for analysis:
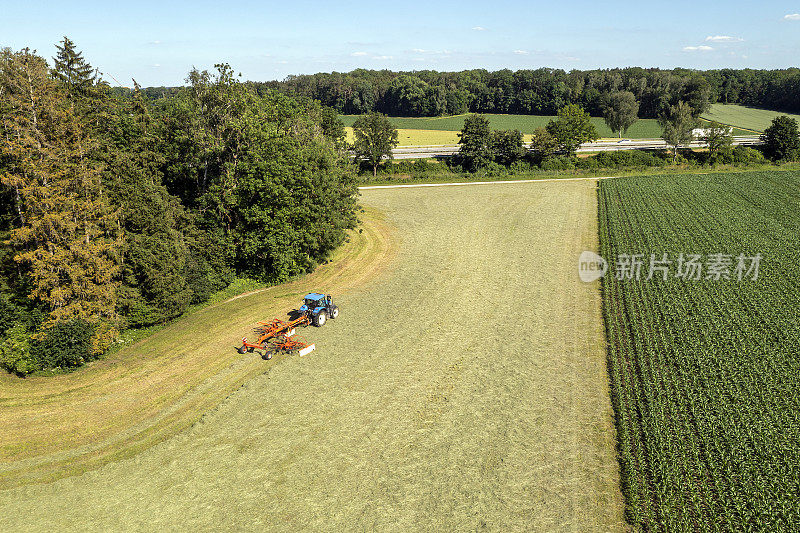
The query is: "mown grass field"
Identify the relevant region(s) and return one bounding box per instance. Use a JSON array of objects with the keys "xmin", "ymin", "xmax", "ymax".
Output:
[
  {"xmin": 0, "ymin": 181, "xmax": 624, "ymax": 531},
  {"xmin": 700, "ymin": 103, "xmax": 800, "ymax": 133},
  {"xmin": 0, "ymin": 208, "xmax": 394, "ymax": 488},
  {"xmin": 599, "ymin": 171, "xmax": 800, "ymax": 530}
]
